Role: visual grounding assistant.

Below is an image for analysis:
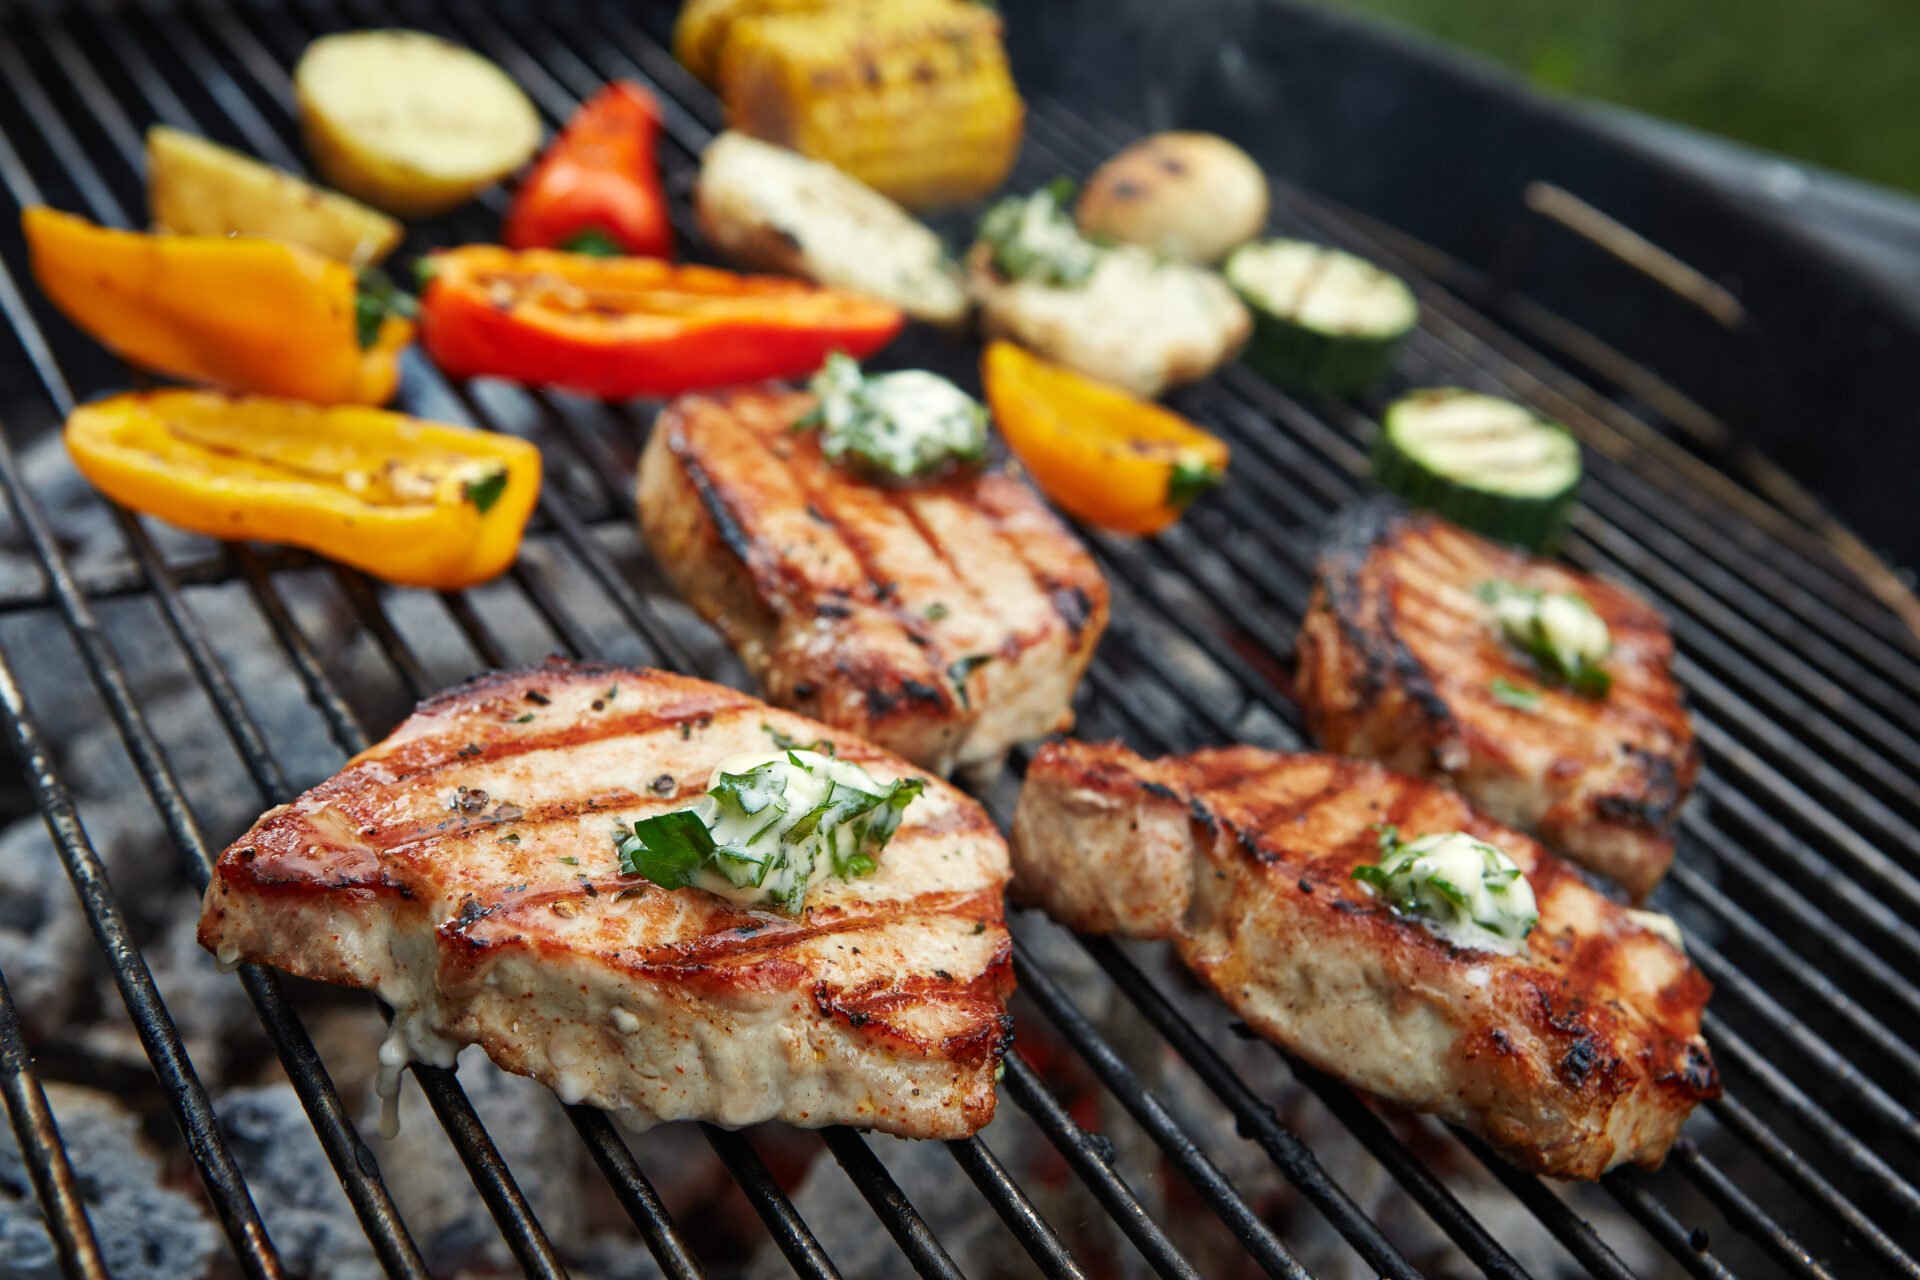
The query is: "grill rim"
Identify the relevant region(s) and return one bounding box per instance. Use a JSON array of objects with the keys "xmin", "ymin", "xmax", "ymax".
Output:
[{"xmin": 0, "ymin": 2, "xmax": 1911, "ymax": 1279}]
